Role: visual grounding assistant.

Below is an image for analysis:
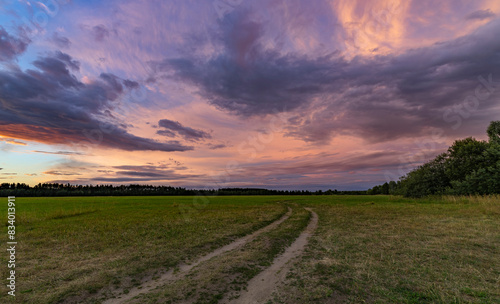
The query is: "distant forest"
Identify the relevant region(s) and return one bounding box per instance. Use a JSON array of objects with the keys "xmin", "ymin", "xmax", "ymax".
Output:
[
  {"xmin": 0, "ymin": 184, "xmax": 367, "ymax": 197},
  {"xmin": 369, "ymin": 121, "xmax": 500, "ymax": 197}
]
